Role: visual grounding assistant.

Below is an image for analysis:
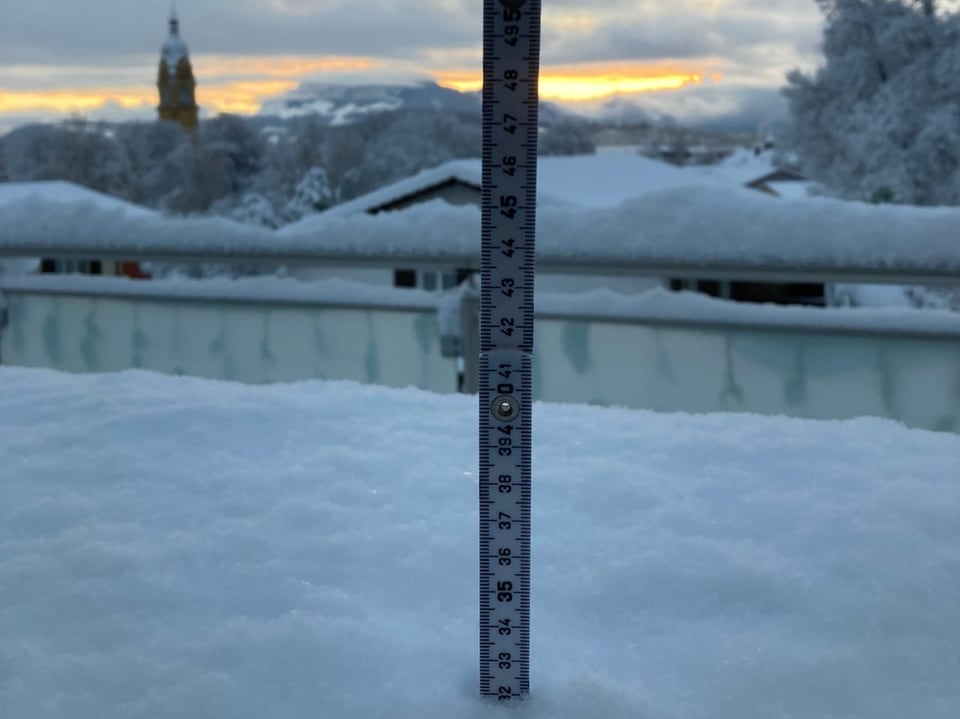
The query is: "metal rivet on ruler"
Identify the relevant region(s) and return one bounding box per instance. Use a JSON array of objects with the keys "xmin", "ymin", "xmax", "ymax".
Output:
[{"xmin": 491, "ymin": 395, "xmax": 520, "ymax": 422}]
